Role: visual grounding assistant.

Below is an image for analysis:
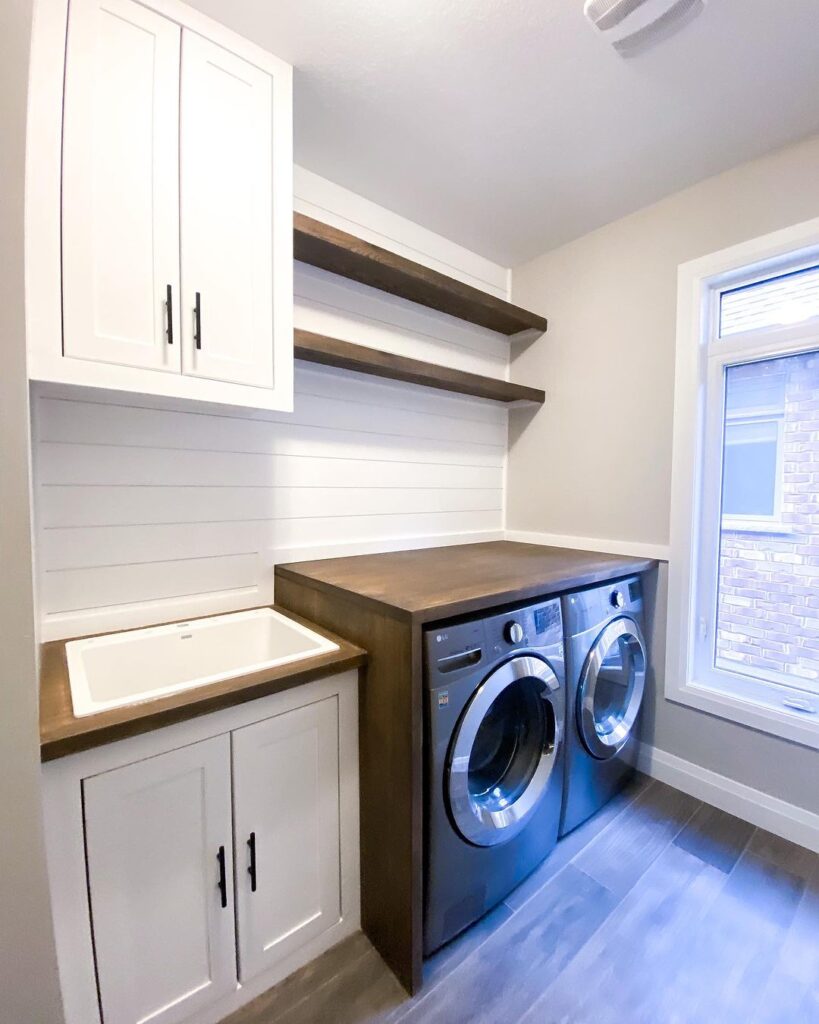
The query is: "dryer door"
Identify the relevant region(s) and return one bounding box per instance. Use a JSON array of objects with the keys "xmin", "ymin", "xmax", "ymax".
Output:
[
  {"xmin": 447, "ymin": 655, "xmax": 562, "ymax": 848},
  {"xmin": 577, "ymin": 617, "xmax": 646, "ymax": 760}
]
